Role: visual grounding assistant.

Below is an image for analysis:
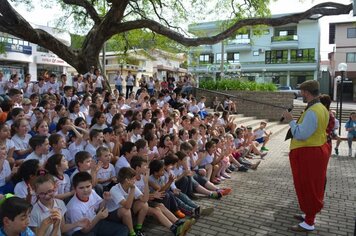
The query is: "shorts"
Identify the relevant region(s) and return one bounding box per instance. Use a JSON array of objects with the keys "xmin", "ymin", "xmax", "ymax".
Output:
[{"xmin": 255, "ymin": 137, "xmax": 265, "ymax": 144}]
